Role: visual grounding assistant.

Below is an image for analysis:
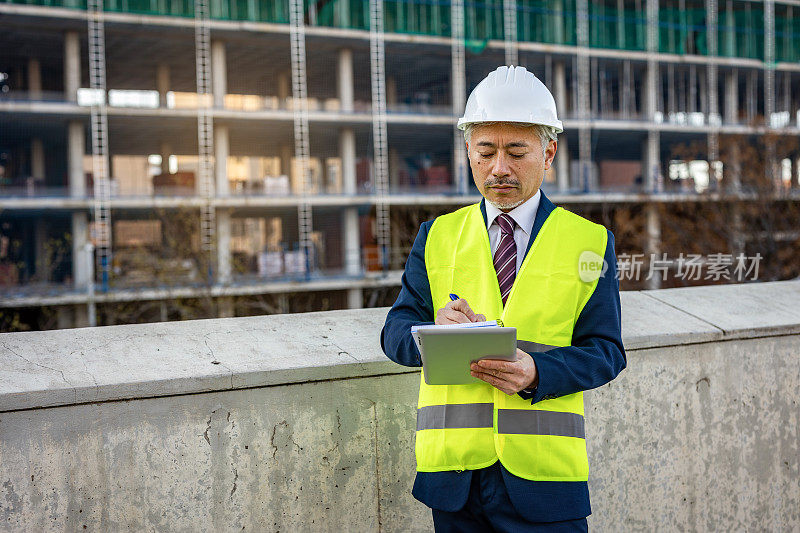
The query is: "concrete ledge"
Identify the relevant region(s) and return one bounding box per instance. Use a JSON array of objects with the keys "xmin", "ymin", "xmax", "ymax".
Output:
[
  {"xmin": 644, "ymin": 279, "xmax": 800, "ymax": 339},
  {"xmin": 2, "ymin": 281, "xmax": 800, "ymax": 413}
]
